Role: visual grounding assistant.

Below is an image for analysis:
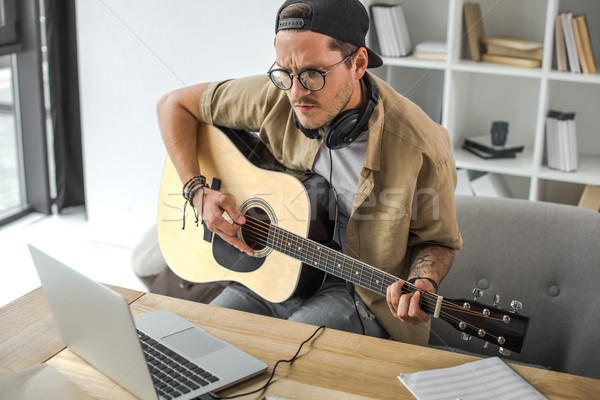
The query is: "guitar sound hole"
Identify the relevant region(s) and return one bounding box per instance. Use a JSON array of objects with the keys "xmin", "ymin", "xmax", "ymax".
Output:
[{"xmin": 241, "ymin": 206, "xmax": 271, "ymax": 252}]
